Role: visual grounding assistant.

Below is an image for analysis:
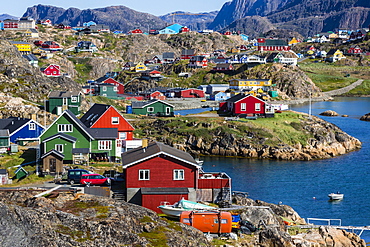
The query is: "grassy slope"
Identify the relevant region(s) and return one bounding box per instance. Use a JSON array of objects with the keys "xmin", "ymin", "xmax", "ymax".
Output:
[{"xmin": 133, "ymin": 111, "xmax": 312, "ymax": 147}]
